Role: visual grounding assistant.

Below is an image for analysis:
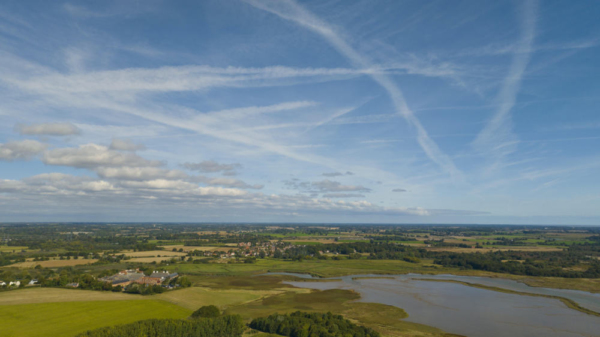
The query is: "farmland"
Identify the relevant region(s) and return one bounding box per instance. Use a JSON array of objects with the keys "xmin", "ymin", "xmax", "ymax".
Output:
[{"xmin": 2, "ymin": 223, "xmax": 600, "ymax": 336}]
